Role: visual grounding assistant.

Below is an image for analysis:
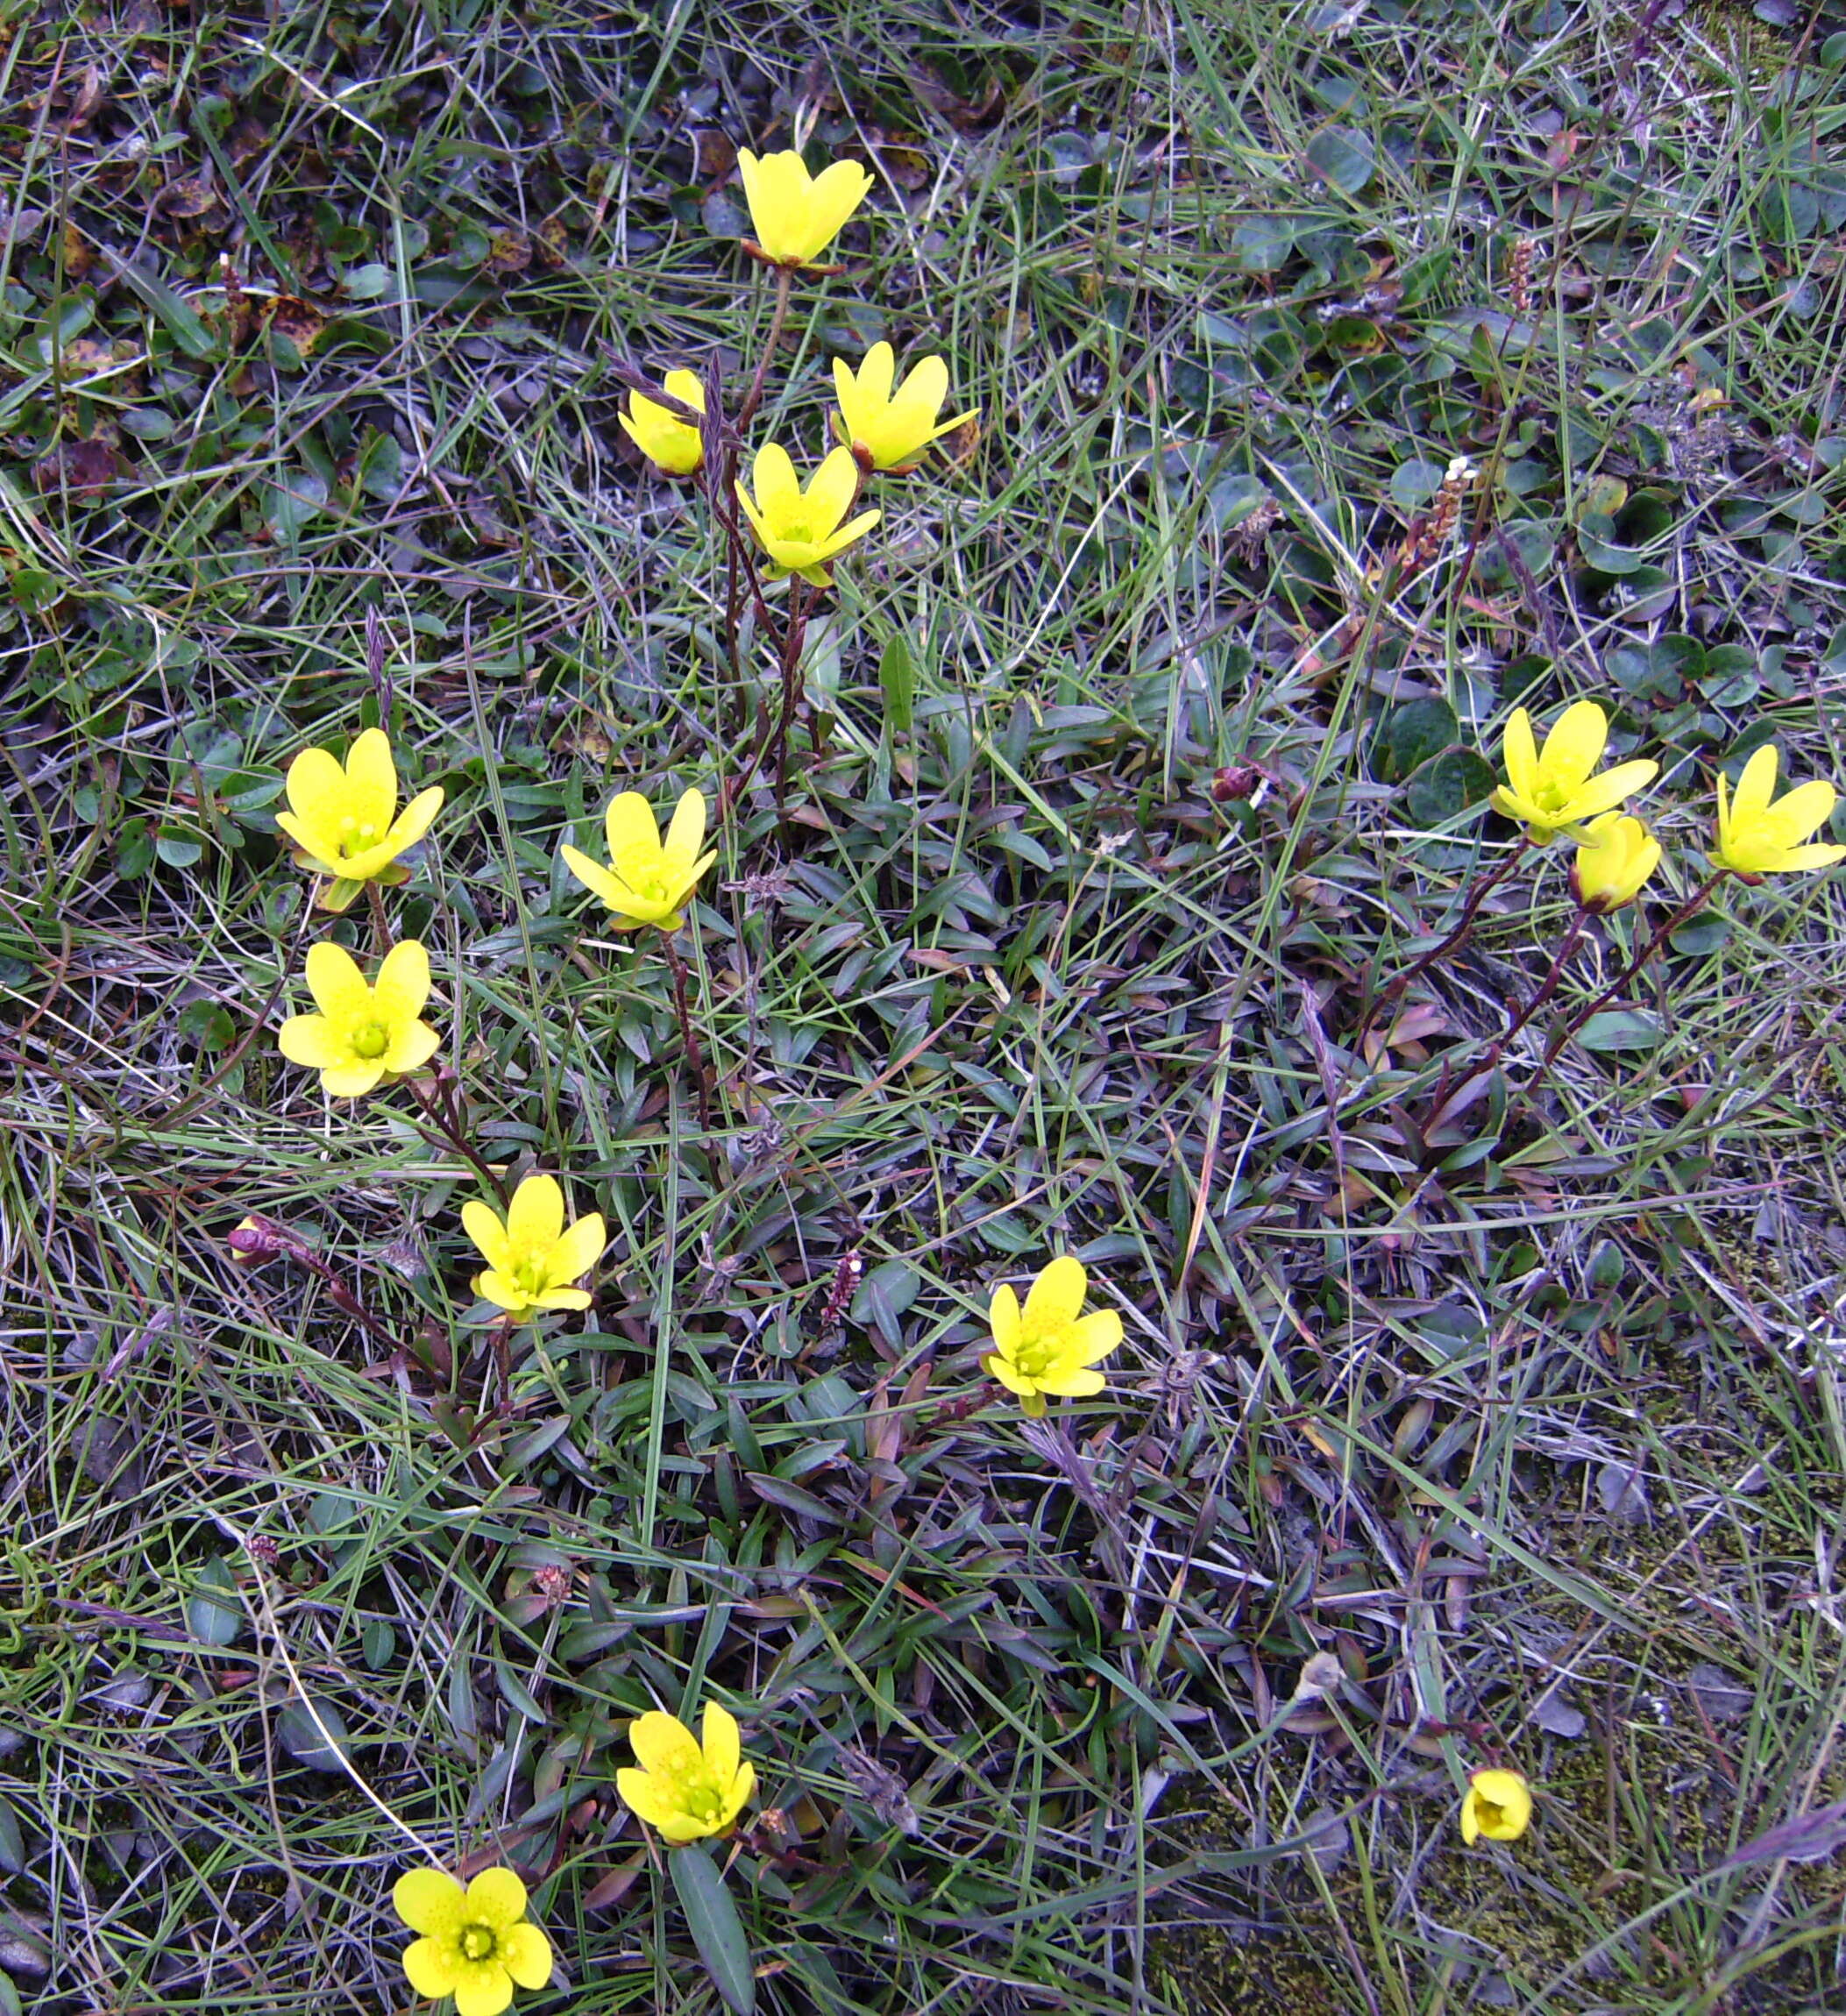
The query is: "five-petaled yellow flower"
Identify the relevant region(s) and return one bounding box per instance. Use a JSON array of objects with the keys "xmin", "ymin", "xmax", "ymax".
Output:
[
  {"xmin": 833, "ymin": 343, "xmax": 979, "ymax": 473},
  {"xmin": 620, "ymin": 367, "xmax": 706, "ymax": 476},
  {"xmin": 735, "ymin": 443, "xmax": 880, "ymax": 587},
  {"xmin": 1710, "ymin": 742, "xmax": 1846, "ymax": 879},
  {"xmin": 1460, "ymin": 1767, "xmax": 1532, "ymax": 1846},
  {"xmin": 463, "ymin": 1174, "xmax": 607, "ymax": 1316},
  {"xmin": 1488, "ymin": 701, "xmax": 1658, "ymax": 842},
  {"xmin": 394, "ymin": 1865, "xmax": 551, "ymax": 2016},
  {"xmin": 617, "ymin": 1701, "xmax": 756, "ymax": 1844},
  {"xmin": 275, "ymin": 728, "xmax": 444, "ymax": 885},
  {"xmin": 277, "ymin": 940, "xmax": 440, "ymax": 1097},
  {"xmin": 1570, "ymin": 811, "xmax": 1661, "ymax": 913},
  {"xmin": 983, "ymin": 1254, "xmax": 1124, "ymax": 1419},
  {"xmin": 735, "ymin": 148, "xmax": 872, "ymax": 268},
  {"xmin": 562, "ymin": 788, "xmax": 716, "ymax": 932}
]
